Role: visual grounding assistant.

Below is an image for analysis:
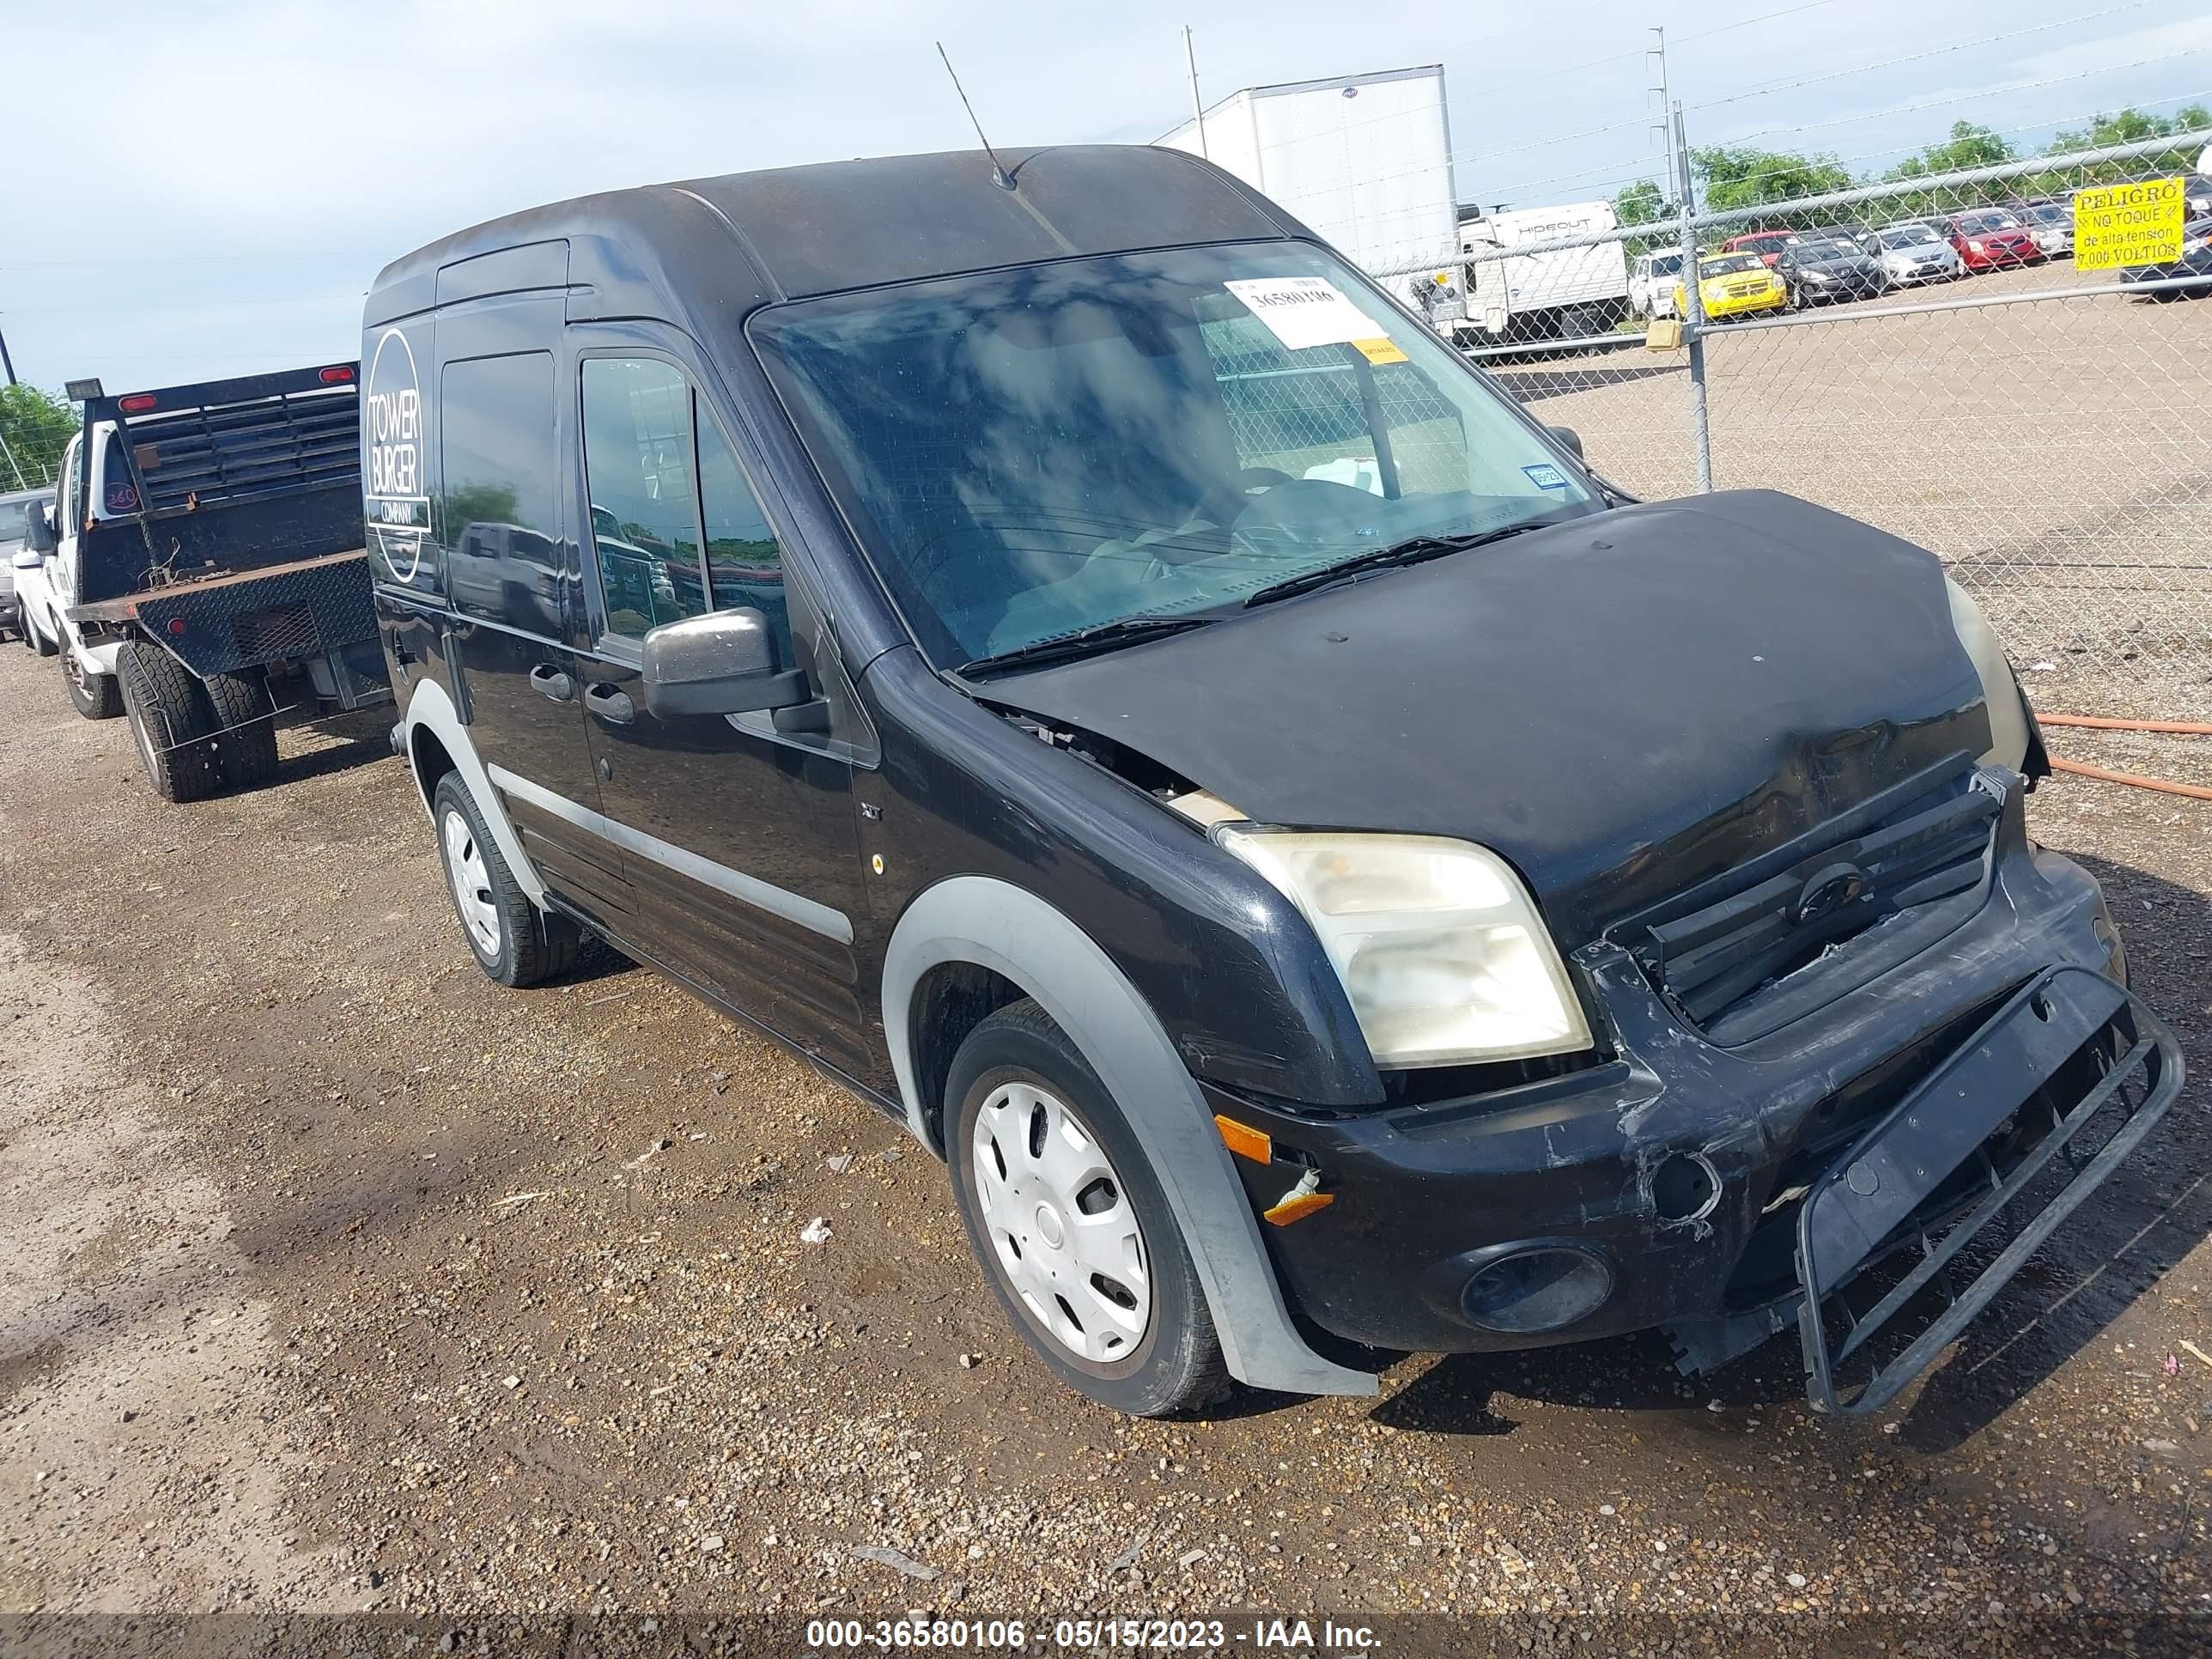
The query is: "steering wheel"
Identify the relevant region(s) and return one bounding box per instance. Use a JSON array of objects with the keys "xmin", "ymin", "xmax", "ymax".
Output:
[{"xmin": 1191, "ymin": 466, "xmax": 1296, "ymax": 530}]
